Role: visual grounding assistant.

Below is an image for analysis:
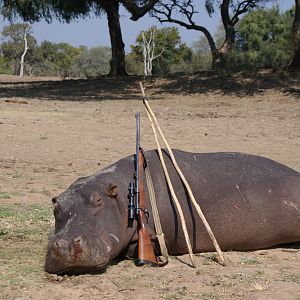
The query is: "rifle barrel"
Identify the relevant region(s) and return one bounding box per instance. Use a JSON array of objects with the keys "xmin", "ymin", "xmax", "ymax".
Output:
[{"xmin": 135, "ymin": 113, "xmax": 140, "ymax": 214}]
